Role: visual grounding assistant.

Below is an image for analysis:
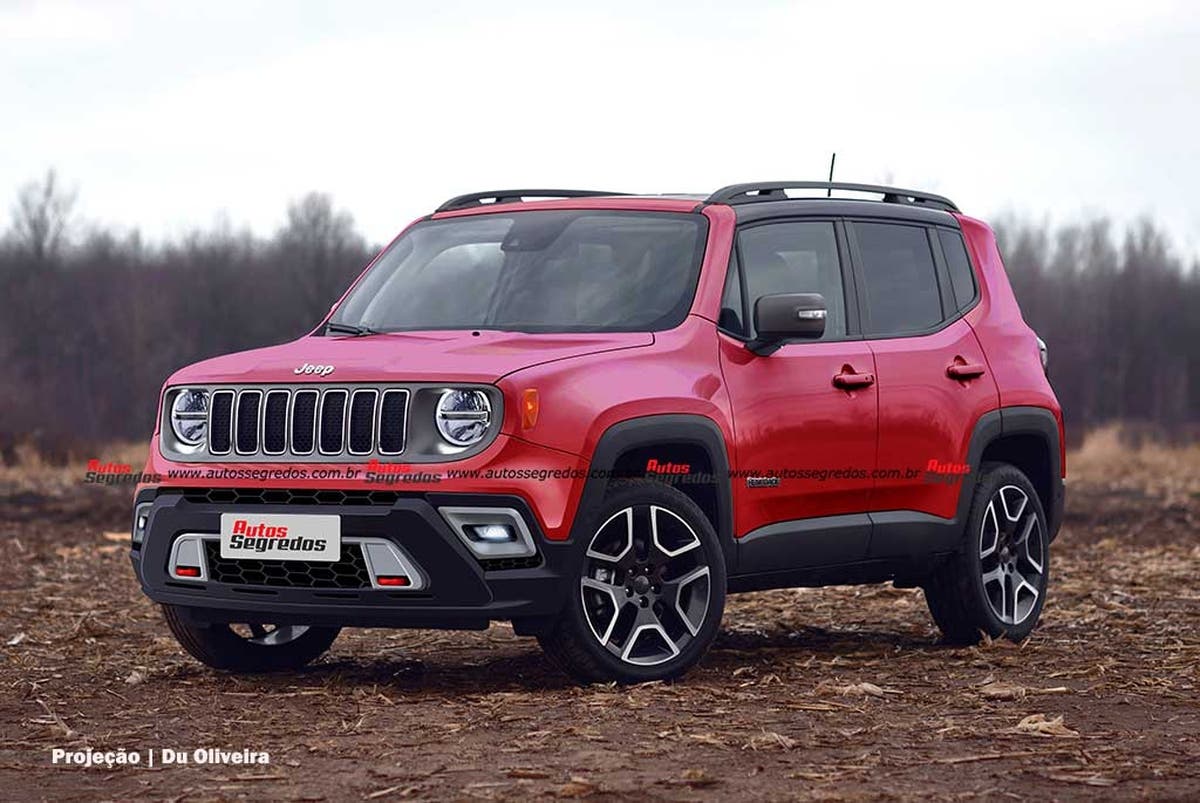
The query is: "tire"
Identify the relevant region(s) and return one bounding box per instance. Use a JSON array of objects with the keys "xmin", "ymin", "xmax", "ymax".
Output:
[
  {"xmin": 162, "ymin": 605, "xmax": 340, "ymax": 672},
  {"xmin": 538, "ymin": 480, "xmax": 726, "ymax": 684},
  {"xmin": 923, "ymin": 462, "xmax": 1051, "ymax": 644}
]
